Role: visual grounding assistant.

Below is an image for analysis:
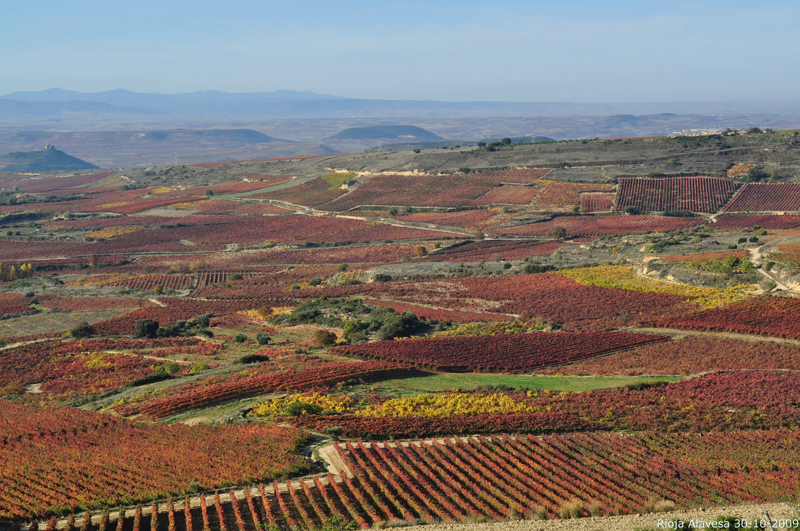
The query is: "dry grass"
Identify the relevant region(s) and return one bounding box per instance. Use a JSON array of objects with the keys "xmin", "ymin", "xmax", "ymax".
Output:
[{"xmin": 558, "ymin": 498, "xmax": 585, "ymax": 519}]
